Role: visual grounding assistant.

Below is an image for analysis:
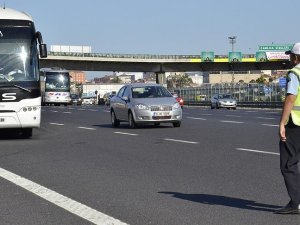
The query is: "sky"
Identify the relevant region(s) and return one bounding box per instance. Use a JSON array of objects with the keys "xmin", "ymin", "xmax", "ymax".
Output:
[{"xmin": 4, "ymin": 0, "xmax": 300, "ymax": 79}]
